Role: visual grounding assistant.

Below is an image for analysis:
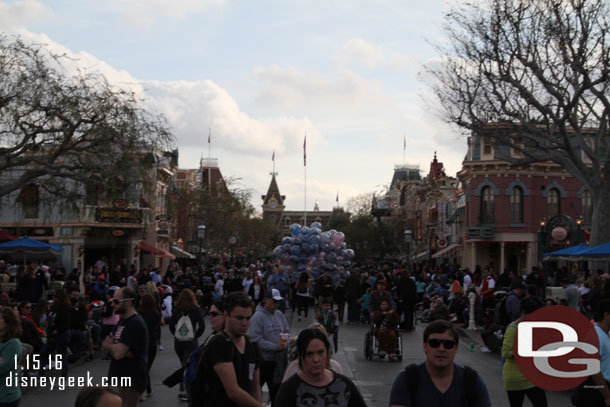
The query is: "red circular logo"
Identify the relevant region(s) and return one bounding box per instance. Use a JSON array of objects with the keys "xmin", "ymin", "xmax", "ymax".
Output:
[{"xmin": 514, "ymin": 305, "xmax": 599, "ymax": 391}]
